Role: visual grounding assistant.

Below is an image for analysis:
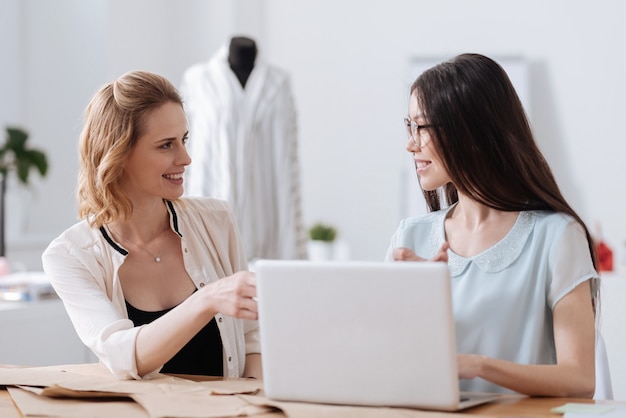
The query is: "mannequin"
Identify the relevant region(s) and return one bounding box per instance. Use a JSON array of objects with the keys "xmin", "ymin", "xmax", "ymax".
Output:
[
  {"xmin": 228, "ymin": 36, "xmax": 257, "ymax": 88},
  {"xmin": 181, "ymin": 38, "xmax": 307, "ymax": 261}
]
